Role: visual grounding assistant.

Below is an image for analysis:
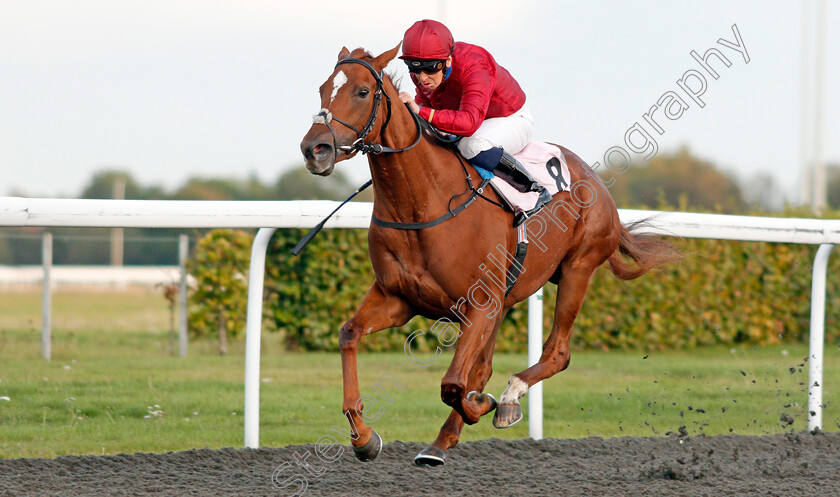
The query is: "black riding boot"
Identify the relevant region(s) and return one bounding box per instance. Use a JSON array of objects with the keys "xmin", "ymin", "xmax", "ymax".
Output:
[
  {"xmin": 492, "ymin": 152, "xmax": 552, "ymax": 226},
  {"xmin": 493, "ymin": 151, "xmax": 543, "ymax": 193}
]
